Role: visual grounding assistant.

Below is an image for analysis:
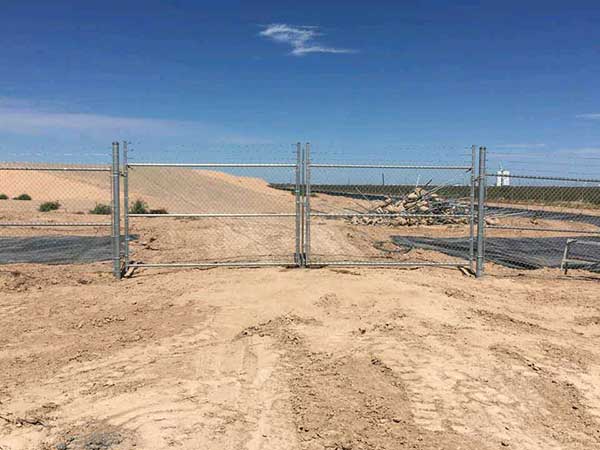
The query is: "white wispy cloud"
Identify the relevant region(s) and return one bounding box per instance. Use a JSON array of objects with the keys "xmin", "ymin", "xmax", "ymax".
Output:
[
  {"xmin": 576, "ymin": 113, "xmax": 600, "ymax": 120},
  {"xmin": 0, "ymin": 100, "xmax": 268, "ymax": 144},
  {"xmin": 0, "ymin": 108, "xmax": 182, "ymax": 135},
  {"xmin": 0, "ymin": 99, "xmax": 198, "ymax": 136},
  {"xmin": 259, "ymin": 23, "xmax": 356, "ymax": 56}
]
